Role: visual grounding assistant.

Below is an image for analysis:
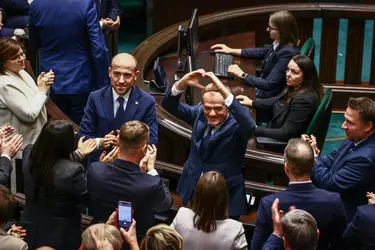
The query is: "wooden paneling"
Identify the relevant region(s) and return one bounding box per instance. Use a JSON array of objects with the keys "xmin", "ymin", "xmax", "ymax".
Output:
[
  {"xmin": 344, "ymin": 19, "xmax": 365, "ymax": 84},
  {"xmin": 298, "ymin": 18, "xmax": 314, "ymax": 47},
  {"xmin": 320, "ymin": 18, "xmax": 340, "ymax": 84}
]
